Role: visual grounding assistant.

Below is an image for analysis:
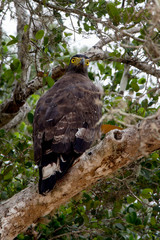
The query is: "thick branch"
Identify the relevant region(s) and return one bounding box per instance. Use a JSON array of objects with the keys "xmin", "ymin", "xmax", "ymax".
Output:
[
  {"xmin": 100, "ymin": 52, "xmax": 160, "ymax": 78},
  {"xmin": 0, "ymin": 111, "xmax": 160, "ymax": 240},
  {"xmin": 14, "ymin": 0, "xmax": 30, "ymax": 85},
  {"xmin": 113, "ymin": 56, "xmax": 160, "ymax": 78},
  {"xmin": 2, "ymin": 102, "xmax": 31, "ymax": 131}
]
